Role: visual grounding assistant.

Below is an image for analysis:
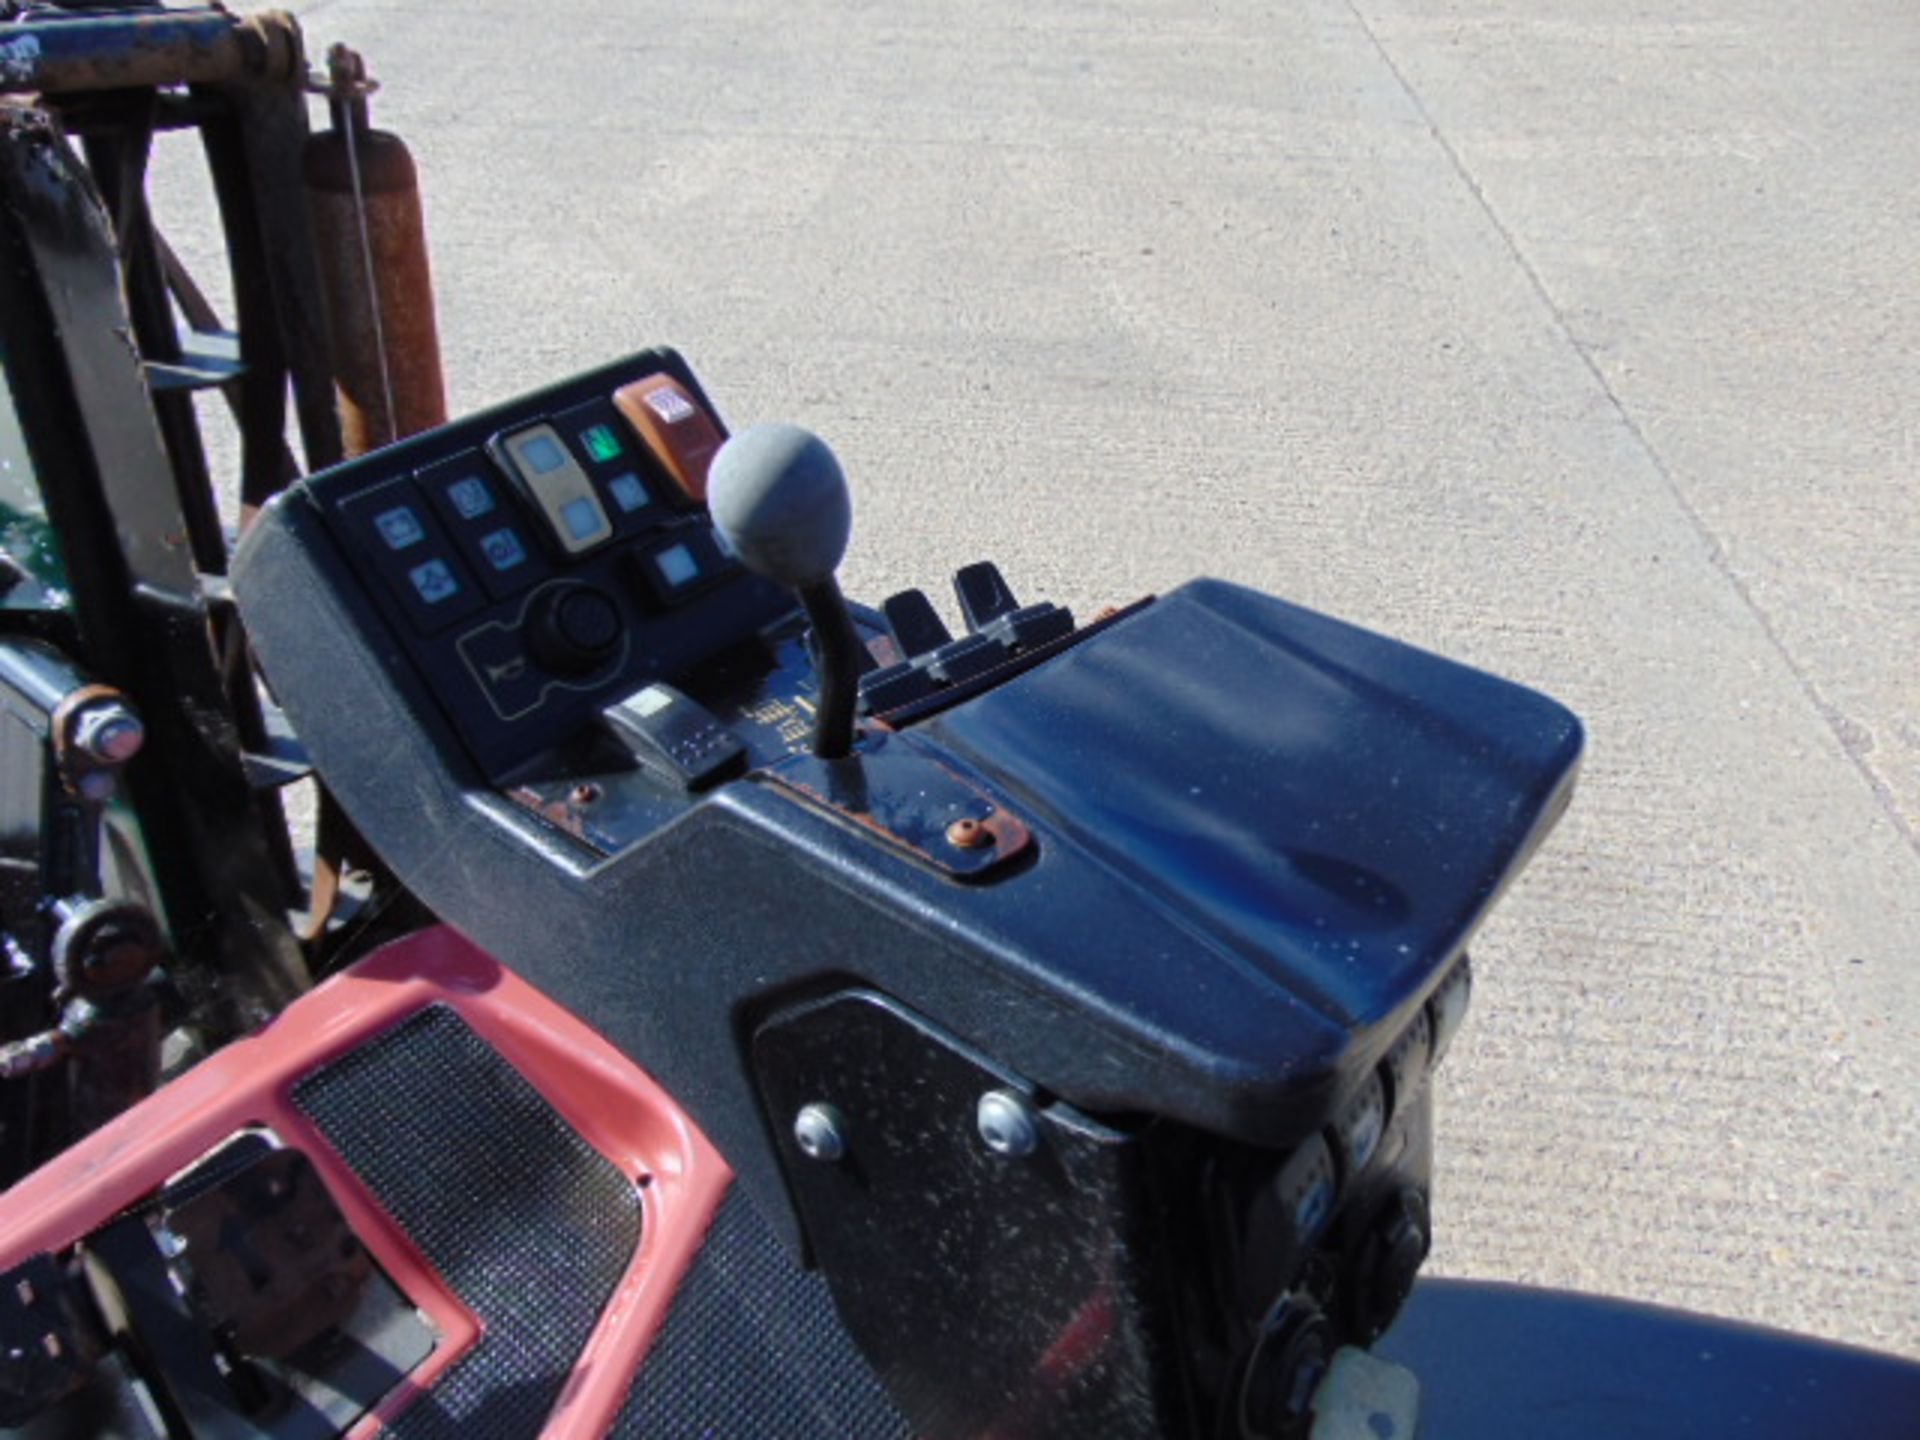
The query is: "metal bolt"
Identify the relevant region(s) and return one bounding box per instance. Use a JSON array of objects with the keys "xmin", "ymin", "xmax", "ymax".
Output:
[
  {"xmin": 71, "ymin": 701, "xmax": 145, "ymax": 764},
  {"xmin": 946, "ymin": 816, "xmax": 992, "ymax": 850},
  {"xmin": 569, "ymin": 782, "xmax": 602, "ymax": 807},
  {"xmin": 976, "ymin": 1089, "xmax": 1040, "ymax": 1158},
  {"xmin": 793, "ymin": 1103, "xmax": 848, "ymax": 1163}
]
